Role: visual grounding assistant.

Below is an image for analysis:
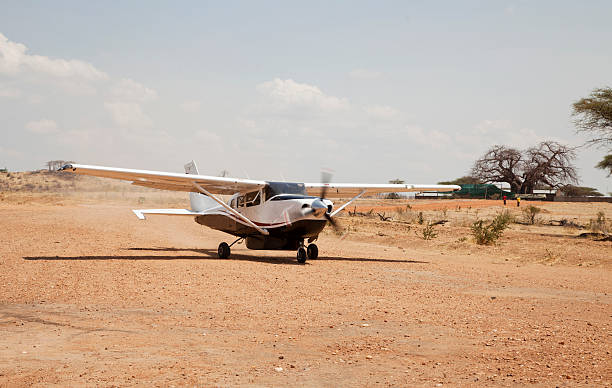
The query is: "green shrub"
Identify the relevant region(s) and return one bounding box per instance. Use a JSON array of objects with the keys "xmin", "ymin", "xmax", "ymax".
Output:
[
  {"xmin": 471, "ymin": 211, "xmax": 511, "ymax": 245},
  {"xmin": 522, "ymin": 205, "xmax": 542, "ymax": 225},
  {"xmin": 418, "ymin": 222, "xmax": 438, "ymax": 240}
]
